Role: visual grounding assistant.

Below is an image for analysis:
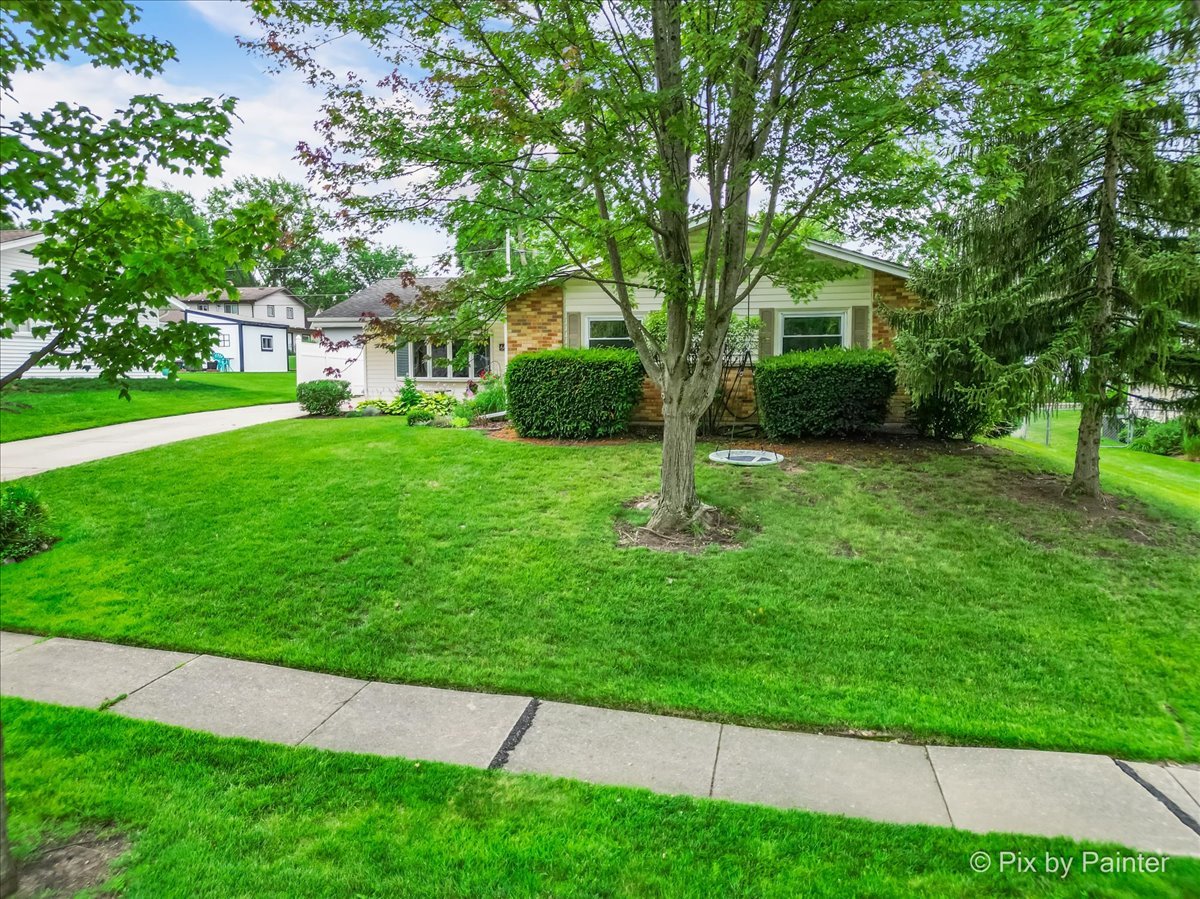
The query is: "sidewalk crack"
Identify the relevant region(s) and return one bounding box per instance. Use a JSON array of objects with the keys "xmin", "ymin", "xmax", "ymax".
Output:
[
  {"xmin": 296, "ymin": 680, "xmax": 371, "ymax": 747},
  {"xmin": 708, "ymin": 724, "xmax": 724, "ymax": 798},
  {"xmin": 1114, "ymin": 759, "xmax": 1200, "ymax": 837},
  {"xmin": 103, "ymin": 653, "xmax": 202, "ymax": 711},
  {"xmin": 489, "ymin": 698, "xmax": 540, "ymax": 770},
  {"xmin": 926, "ymin": 746, "xmax": 956, "ymax": 828}
]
